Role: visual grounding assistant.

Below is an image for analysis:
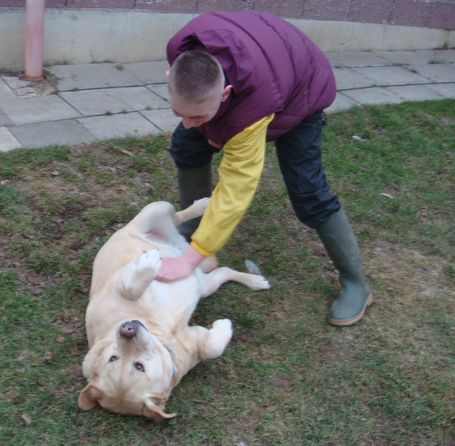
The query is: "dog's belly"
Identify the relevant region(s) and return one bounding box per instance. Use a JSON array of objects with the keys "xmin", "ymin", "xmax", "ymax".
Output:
[{"xmin": 138, "ymin": 276, "xmax": 202, "ymax": 324}]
